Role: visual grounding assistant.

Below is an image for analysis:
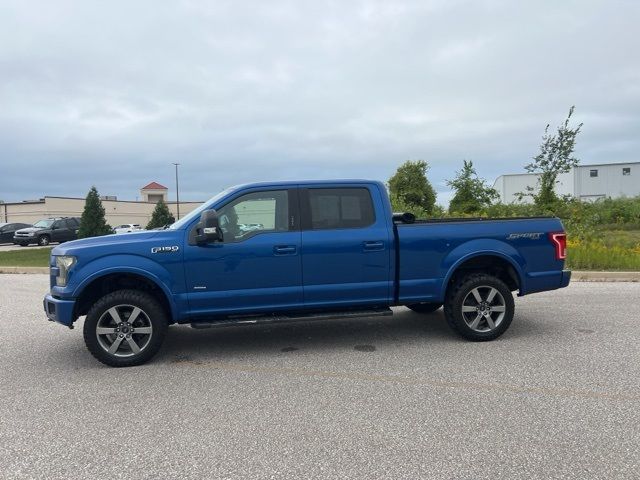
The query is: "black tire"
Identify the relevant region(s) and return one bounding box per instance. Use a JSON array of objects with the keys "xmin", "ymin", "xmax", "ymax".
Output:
[
  {"xmin": 444, "ymin": 274, "xmax": 514, "ymax": 341},
  {"xmin": 38, "ymin": 235, "xmax": 50, "ymax": 246},
  {"xmin": 83, "ymin": 289, "xmax": 168, "ymax": 367},
  {"xmin": 407, "ymin": 302, "xmax": 443, "ymax": 314}
]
